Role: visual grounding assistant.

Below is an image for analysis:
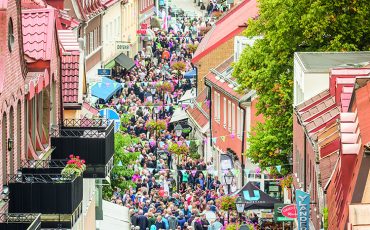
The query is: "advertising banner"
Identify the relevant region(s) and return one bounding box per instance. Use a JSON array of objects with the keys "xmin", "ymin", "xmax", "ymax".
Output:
[{"xmin": 295, "ymin": 190, "xmax": 310, "ymax": 230}]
